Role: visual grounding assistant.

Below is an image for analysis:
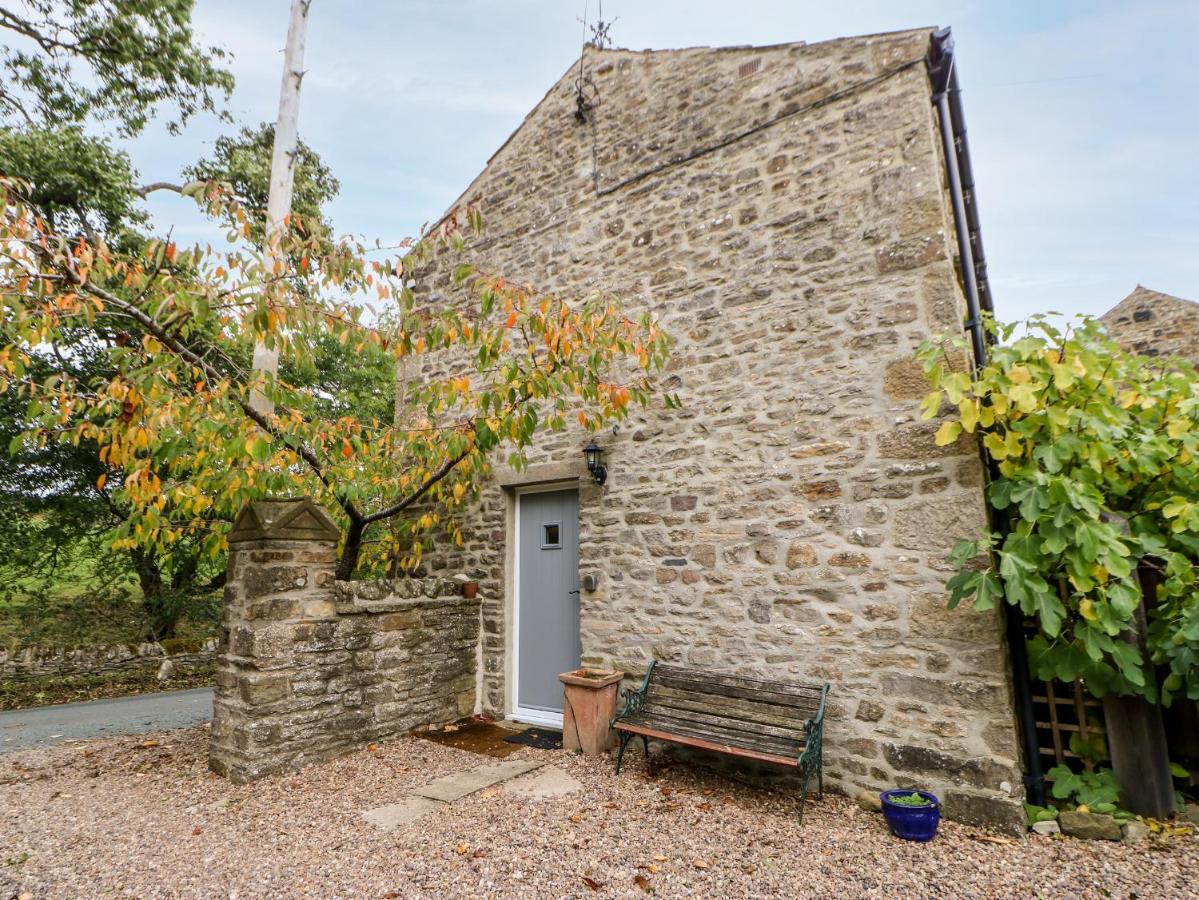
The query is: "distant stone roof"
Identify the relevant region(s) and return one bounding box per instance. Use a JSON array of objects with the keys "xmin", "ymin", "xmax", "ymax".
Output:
[{"xmin": 1100, "ymin": 285, "xmax": 1199, "ymax": 363}]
